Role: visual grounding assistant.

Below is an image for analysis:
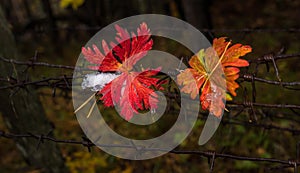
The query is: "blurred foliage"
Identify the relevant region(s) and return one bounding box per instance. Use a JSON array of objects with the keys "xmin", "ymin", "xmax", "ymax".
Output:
[
  {"xmin": 59, "ymin": 0, "xmax": 85, "ymax": 10},
  {"xmin": 0, "ymin": 0, "xmax": 299, "ymax": 172},
  {"xmin": 66, "ymin": 151, "xmax": 108, "ymax": 173}
]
